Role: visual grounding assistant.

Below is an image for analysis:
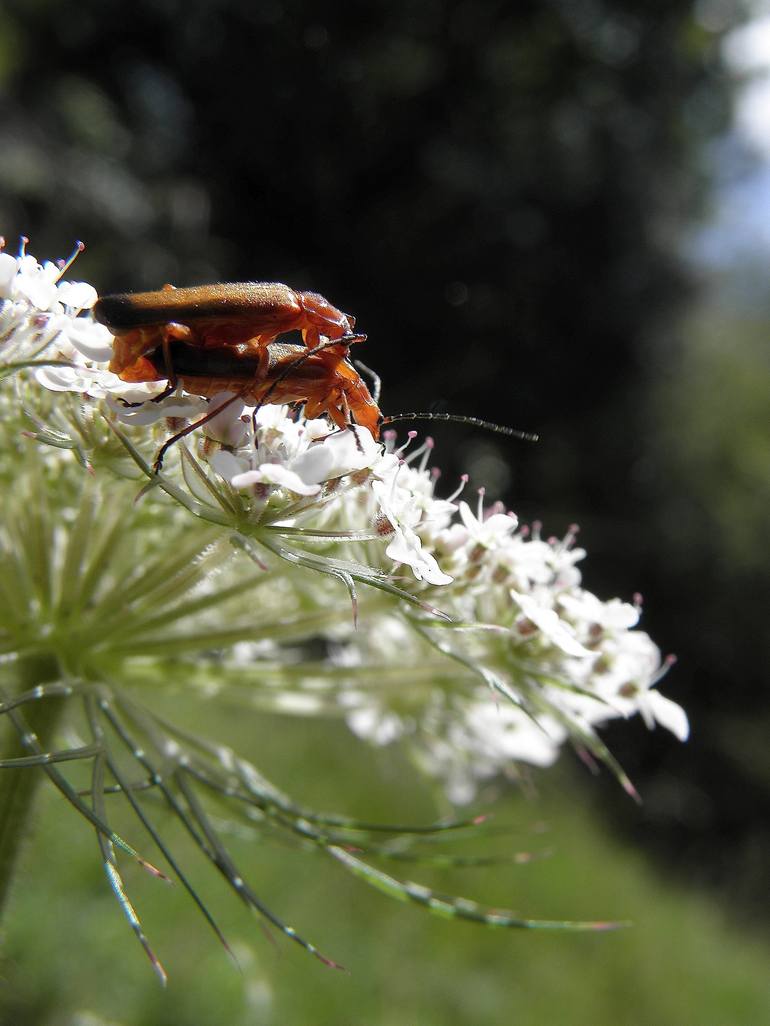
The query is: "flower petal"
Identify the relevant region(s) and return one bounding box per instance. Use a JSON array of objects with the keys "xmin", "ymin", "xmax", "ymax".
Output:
[
  {"xmin": 646, "ymin": 691, "xmax": 690, "ymax": 741},
  {"xmin": 233, "ymin": 463, "xmax": 321, "ymax": 495},
  {"xmin": 386, "ymin": 525, "xmax": 453, "ymax": 585},
  {"xmin": 511, "ymin": 589, "xmax": 593, "ymax": 657}
]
